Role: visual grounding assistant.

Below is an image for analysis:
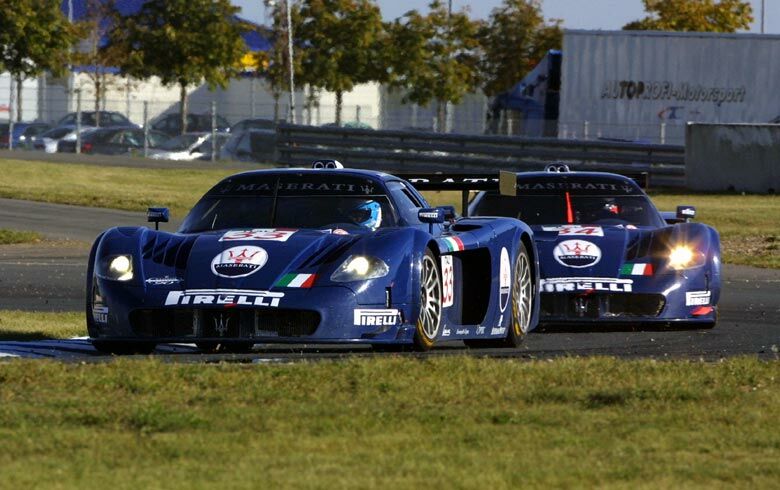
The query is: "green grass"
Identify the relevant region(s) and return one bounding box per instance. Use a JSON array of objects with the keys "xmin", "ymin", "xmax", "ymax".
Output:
[
  {"xmin": 0, "ymin": 159, "xmax": 241, "ymax": 217},
  {"xmin": 0, "ymin": 229, "xmax": 42, "ymax": 245},
  {"xmin": 0, "ymin": 311, "xmax": 85, "ymax": 340},
  {"xmin": 0, "ymin": 357, "xmax": 776, "ymax": 488},
  {"xmin": 0, "ymin": 159, "xmax": 778, "ymax": 267}
]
